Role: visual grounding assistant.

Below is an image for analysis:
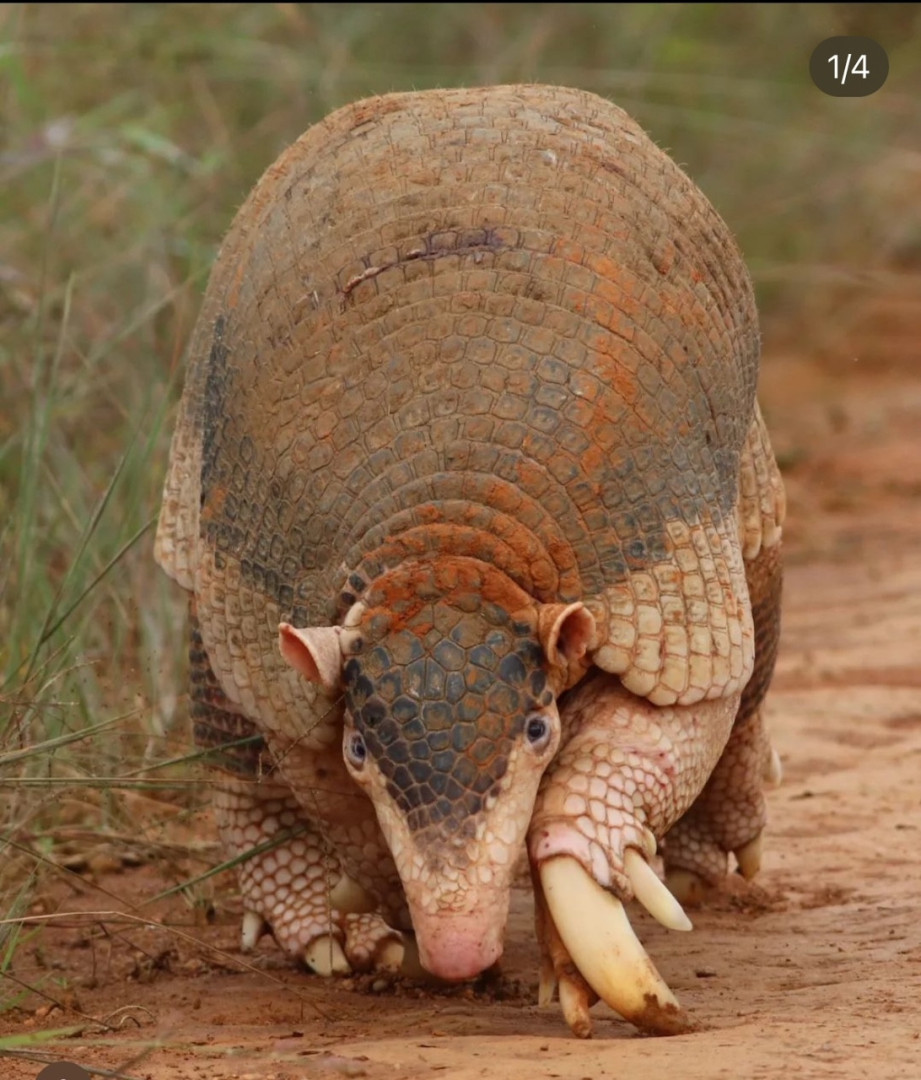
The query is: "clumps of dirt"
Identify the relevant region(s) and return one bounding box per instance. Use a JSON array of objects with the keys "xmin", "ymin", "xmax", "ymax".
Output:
[
  {"xmin": 680, "ymin": 876, "xmax": 788, "ymax": 918},
  {"xmin": 792, "ymin": 885, "xmax": 854, "ymax": 911},
  {"xmin": 723, "ymin": 883, "xmax": 788, "ymax": 918},
  {"xmin": 341, "ymin": 967, "xmax": 532, "ymax": 1004}
]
